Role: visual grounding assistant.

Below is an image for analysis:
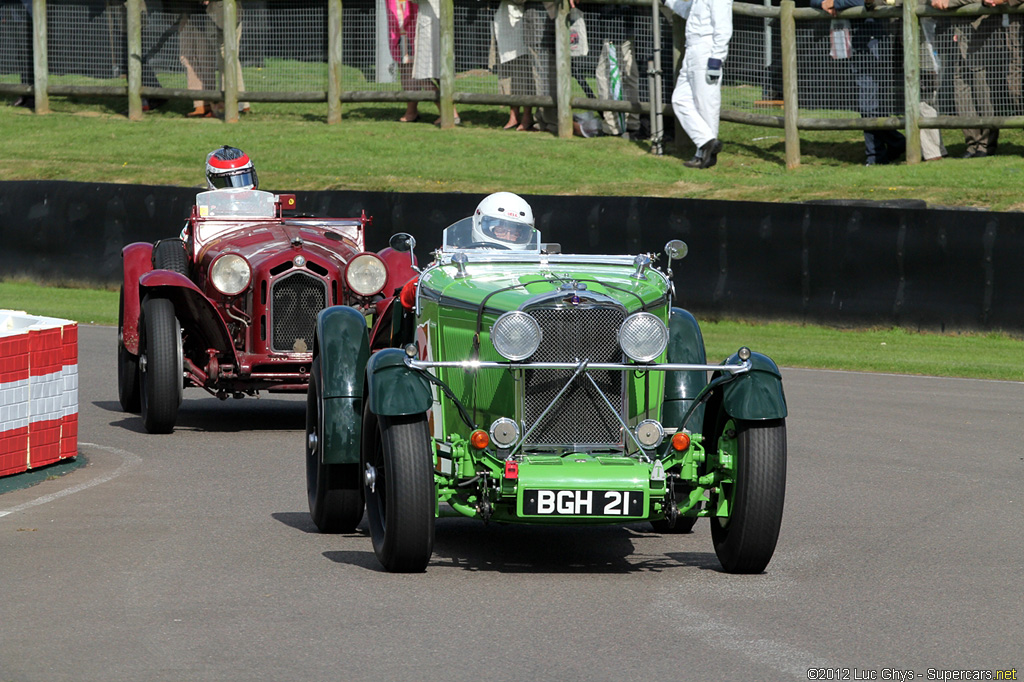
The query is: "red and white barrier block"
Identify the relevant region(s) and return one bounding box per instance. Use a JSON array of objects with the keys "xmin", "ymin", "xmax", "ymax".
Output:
[{"xmin": 0, "ymin": 311, "xmax": 78, "ymax": 478}]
